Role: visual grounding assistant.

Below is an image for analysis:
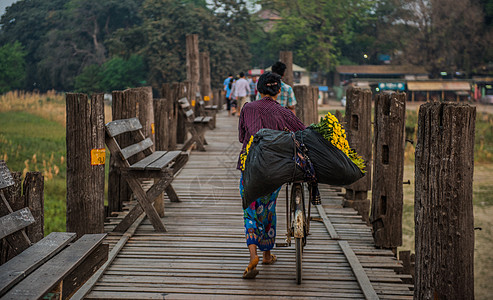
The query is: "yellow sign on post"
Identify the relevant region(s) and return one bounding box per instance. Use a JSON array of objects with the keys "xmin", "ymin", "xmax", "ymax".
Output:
[
  {"xmin": 204, "ymin": 96, "xmax": 210, "ymax": 101},
  {"xmin": 151, "ymin": 123, "xmax": 155, "ymax": 134},
  {"xmin": 91, "ymin": 148, "xmax": 106, "ymax": 166},
  {"xmin": 191, "ymin": 99, "xmax": 196, "ymax": 107}
]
